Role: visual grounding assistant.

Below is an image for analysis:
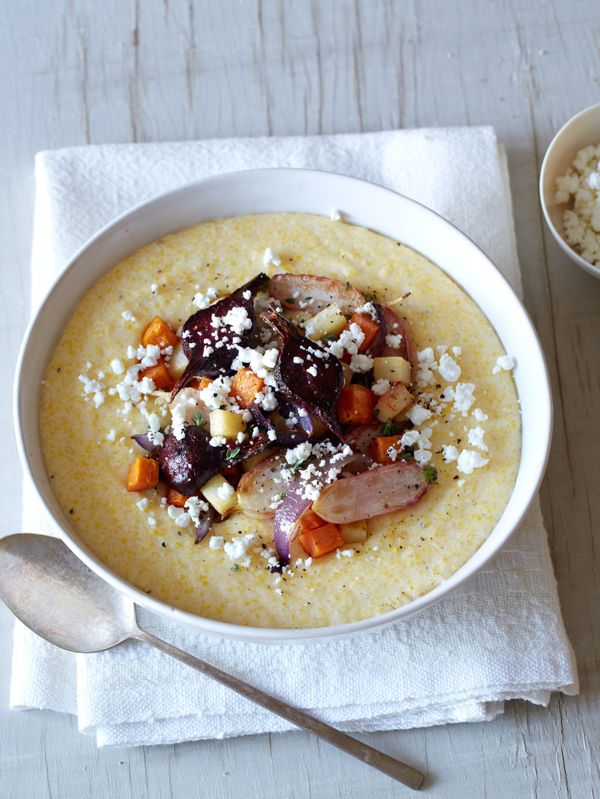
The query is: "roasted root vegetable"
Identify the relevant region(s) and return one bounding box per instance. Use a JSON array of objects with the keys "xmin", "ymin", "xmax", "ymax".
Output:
[
  {"xmin": 373, "ymin": 356, "xmax": 411, "ymax": 385},
  {"xmin": 237, "ymin": 454, "xmax": 284, "ymax": 518},
  {"xmin": 168, "ymin": 343, "xmax": 189, "ymax": 379},
  {"xmin": 293, "ymin": 507, "xmax": 326, "ymax": 538},
  {"xmin": 305, "ymin": 304, "xmax": 348, "ymax": 341},
  {"xmin": 374, "ymin": 383, "xmax": 413, "ymax": 422},
  {"xmin": 191, "ymin": 376, "xmax": 213, "ymax": 391},
  {"xmin": 337, "ymin": 384, "xmax": 376, "ymax": 425},
  {"xmin": 299, "ymin": 522, "xmax": 345, "ymax": 558},
  {"xmin": 127, "ymin": 457, "xmax": 159, "ymax": 492},
  {"xmin": 370, "ymin": 434, "xmax": 404, "ymax": 465},
  {"xmin": 269, "ymin": 273, "xmax": 365, "ymax": 315},
  {"xmin": 141, "ymin": 359, "xmax": 175, "ymax": 391},
  {"xmin": 142, "ymin": 317, "xmax": 179, "ymax": 349},
  {"xmin": 166, "ymin": 487, "xmax": 189, "ymax": 507},
  {"xmin": 242, "ymin": 447, "xmax": 276, "ymax": 472},
  {"xmin": 340, "ymin": 519, "xmax": 368, "ymax": 543},
  {"xmin": 313, "ymin": 461, "xmax": 428, "ymax": 524},
  {"xmin": 200, "ymin": 474, "xmax": 237, "ymax": 516},
  {"xmin": 349, "ymin": 313, "xmax": 380, "ymax": 353},
  {"xmin": 231, "ymin": 368, "xmax": 265, "ymax": 409},
  {"xmin": 209, "ymin": 409, "xmax": 245, "ymax": 439}
]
